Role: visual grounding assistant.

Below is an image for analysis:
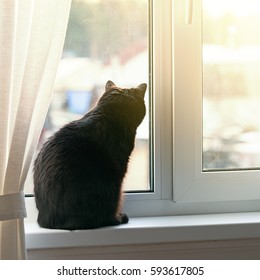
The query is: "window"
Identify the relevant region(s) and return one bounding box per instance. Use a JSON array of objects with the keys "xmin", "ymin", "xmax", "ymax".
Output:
[
  {"xmin": 203, "ymin": 0, "xmax": 260, "ymax": 171},
  {"xmin": 26, "ymin": 0, "xmax": 260, "ymax": 217},
  {"xmin": 172, "ymin": 0, "xmax": 260, "ymax": 210},
  {"xmin": 126, "ymin": 0, "xmax": 260, "ymax": 216},
  {"xmin": 25, "ymin": 0, "xmax": 151, "ymax": 194}
]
